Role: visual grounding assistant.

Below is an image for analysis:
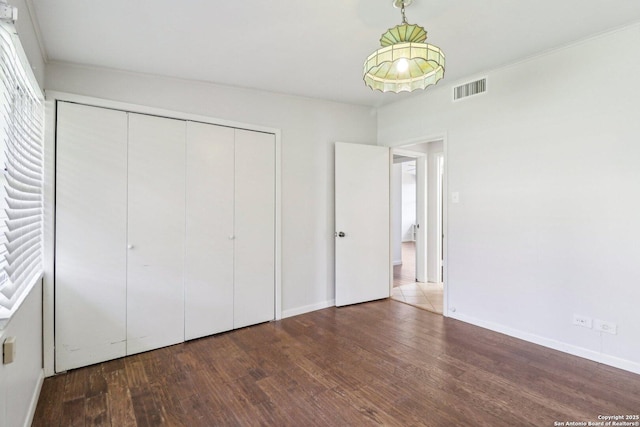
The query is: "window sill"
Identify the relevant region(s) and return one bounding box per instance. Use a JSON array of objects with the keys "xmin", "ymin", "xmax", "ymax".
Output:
[{"xmin": 0, "ymin": 272, "xmax": 43, "ymax": 331}]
